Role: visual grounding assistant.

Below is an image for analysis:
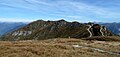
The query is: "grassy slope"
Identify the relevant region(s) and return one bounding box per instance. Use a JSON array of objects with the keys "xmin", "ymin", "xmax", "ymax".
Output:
[{"xmin": 0, "ymin": 38, "xmax": 119, "ymax": 57}]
